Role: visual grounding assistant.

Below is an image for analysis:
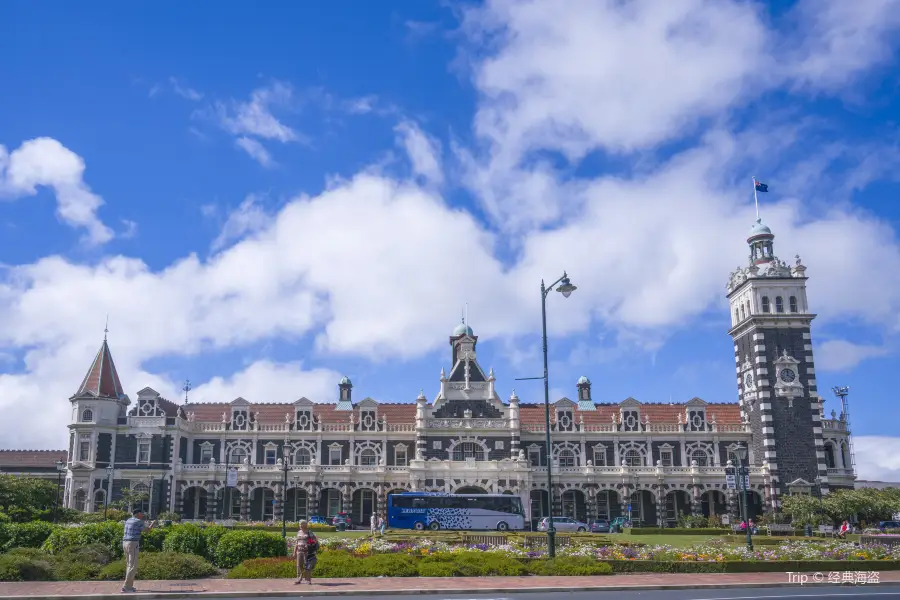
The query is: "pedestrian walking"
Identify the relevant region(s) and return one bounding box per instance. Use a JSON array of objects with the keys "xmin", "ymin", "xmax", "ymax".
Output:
[
  {"xmin": 378, "ymin": 513, "xmax": 386, "ymax": 535},
  {"xmin": 370, "ymin": 512, "xmax": 377, "ymax": 536},
  {"xmin": 294, "ymin": 520, "xmax": 319, "ymax": 585},
  {"xmin": 121, "ymin": 509, "xmax": 156, "ymax": 593}
]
